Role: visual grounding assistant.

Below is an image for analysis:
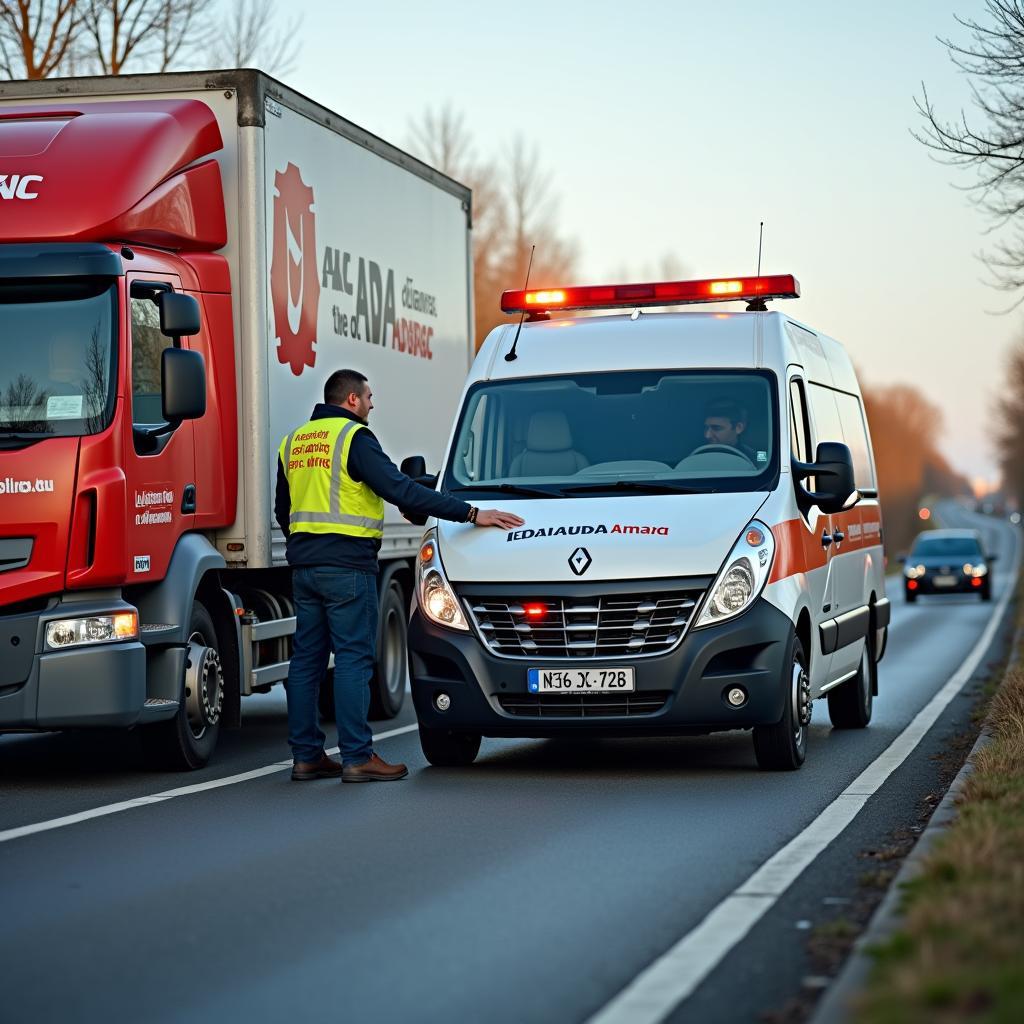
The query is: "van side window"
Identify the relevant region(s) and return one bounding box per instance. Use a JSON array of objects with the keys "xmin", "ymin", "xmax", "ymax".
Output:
[
  {"xmin": 789, "ymin": 379, "xmax": 811, "ymax": 463},
  {"xmin": 807, "ymin": 383, "xmax": 843, "ymax": 447},
  {"xmin": 833, "ymin": 390, "xmax": 876, "ymax": 489}
]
